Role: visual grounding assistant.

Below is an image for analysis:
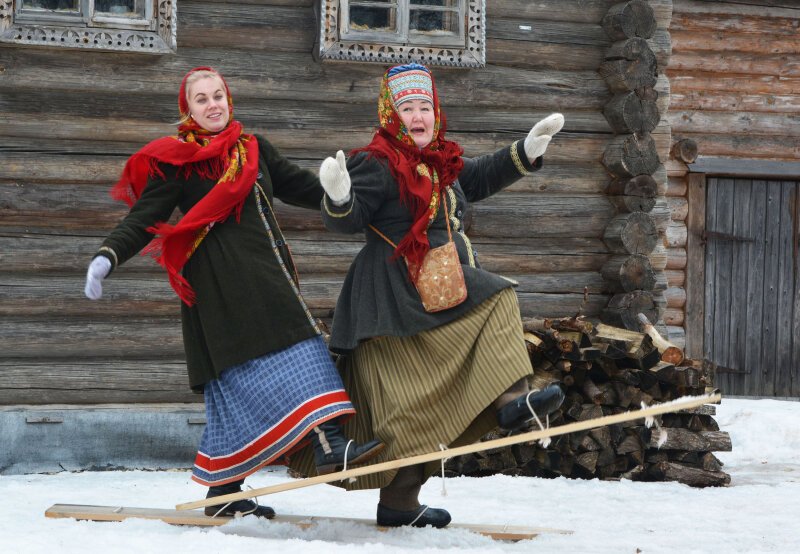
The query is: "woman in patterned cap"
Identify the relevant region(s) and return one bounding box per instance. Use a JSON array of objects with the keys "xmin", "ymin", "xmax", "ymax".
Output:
[
  {"xmin": 83, "ymin": 67, "xmax": 383, "ymax": 519},
  {"xmin": 301, "ymin": 63, "xmax": 566, "ymax": 528}
]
